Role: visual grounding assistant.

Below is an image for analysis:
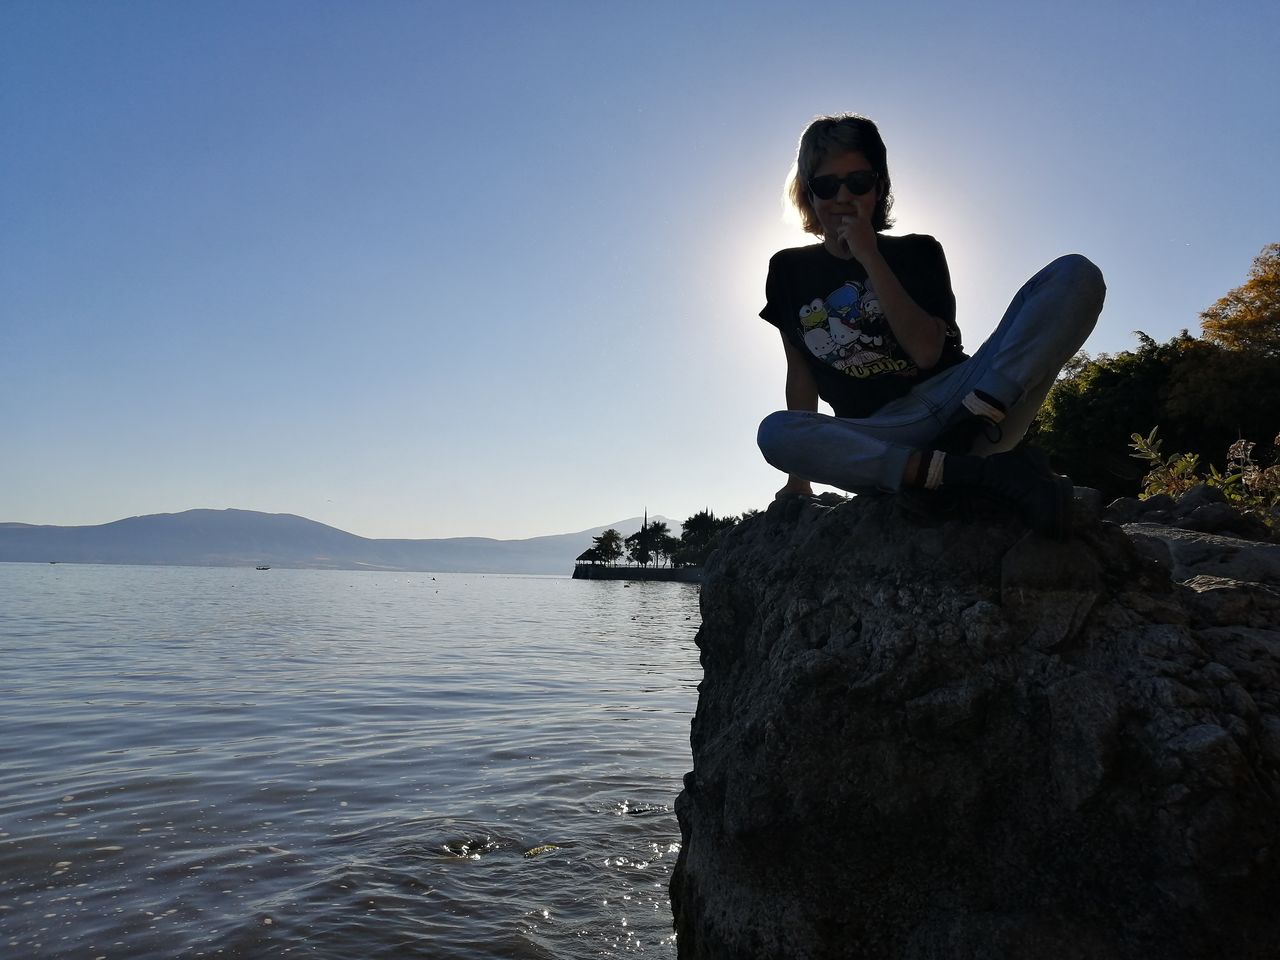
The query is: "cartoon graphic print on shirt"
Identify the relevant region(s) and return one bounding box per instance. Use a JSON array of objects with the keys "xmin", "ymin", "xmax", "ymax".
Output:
[
  {"xmin": 798, "ymin": 298, "xmax": 828, "ymax": 330},
  {"xmin": 798, "ymin": 278, "xmax": 913, "ymax": 379}
]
